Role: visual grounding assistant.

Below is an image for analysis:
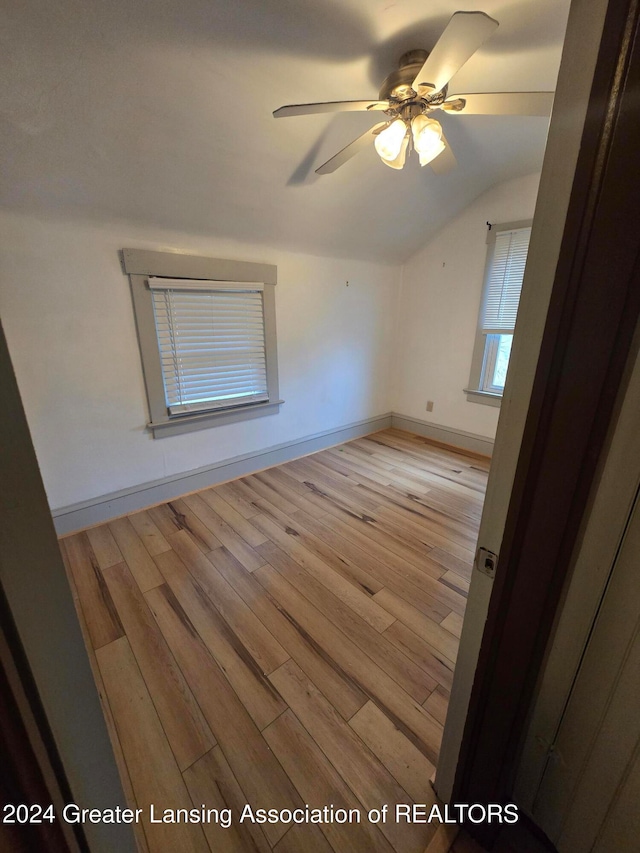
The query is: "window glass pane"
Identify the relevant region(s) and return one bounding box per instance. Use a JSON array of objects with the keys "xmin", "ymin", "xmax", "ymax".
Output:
[
  {"xmin": 479, "ymin": 333, "xmax": 513, "ymax": 394},
  {"xmin": 492, "ymin": 334, "xmax": 513, "ymax": 389}
]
